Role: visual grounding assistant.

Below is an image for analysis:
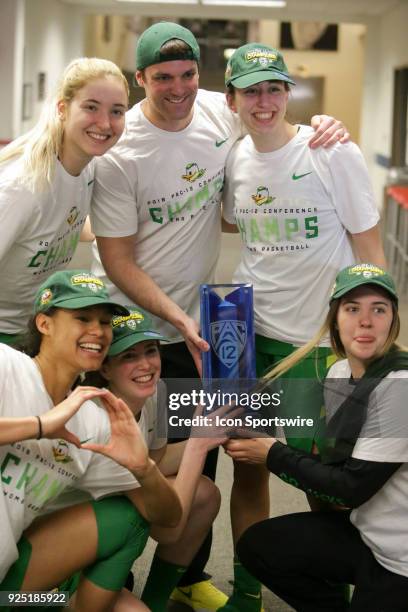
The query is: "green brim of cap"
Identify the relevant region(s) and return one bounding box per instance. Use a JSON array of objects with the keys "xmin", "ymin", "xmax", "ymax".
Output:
[
  {"xmin": 229, "ymin": 70, "xmax": 296, "ymax": 89},
  {"xmin": 108, "ymin": 331, "xmax": 169, "ymax": 356},
  {"xmin": 331, "ymin": 279, "xmax": 398, "ymax": 303},
  {"xmin": 46, "ymin": 296, "xmax": 129, "ymax": 315}
]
